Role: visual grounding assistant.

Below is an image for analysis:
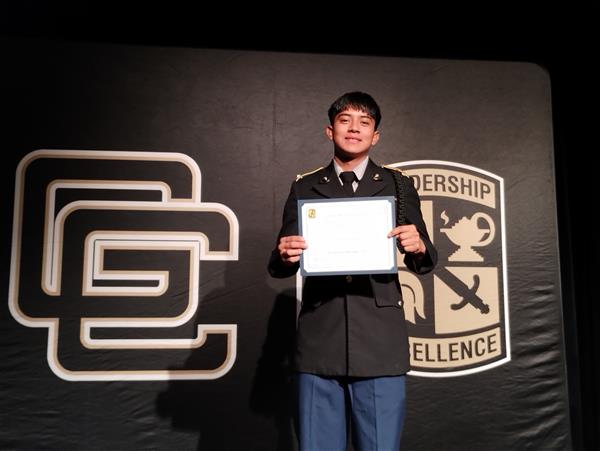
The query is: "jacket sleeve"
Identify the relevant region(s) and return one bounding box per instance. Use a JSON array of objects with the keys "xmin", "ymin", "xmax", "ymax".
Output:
[
  {"xmin": 401, "ymin": 176, "xmax": 438, "ymax": 274},
  {"xmin": 268, "ymin": 181, "xmax": 300, "ymax": 278}
]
